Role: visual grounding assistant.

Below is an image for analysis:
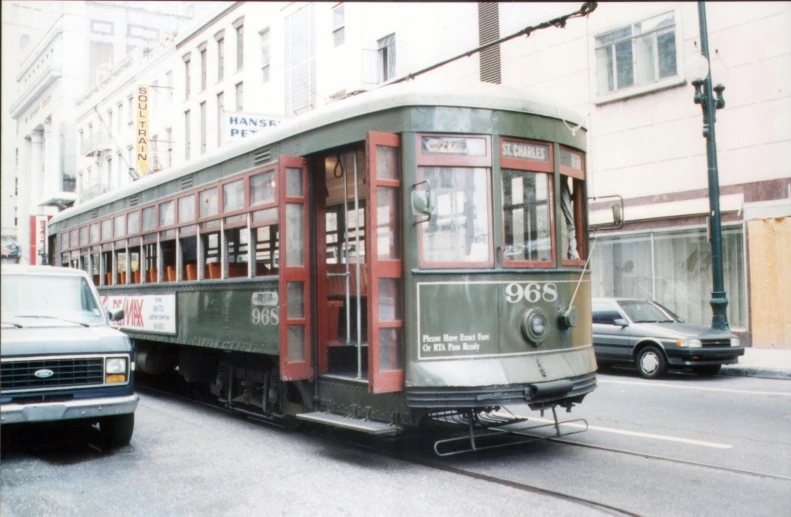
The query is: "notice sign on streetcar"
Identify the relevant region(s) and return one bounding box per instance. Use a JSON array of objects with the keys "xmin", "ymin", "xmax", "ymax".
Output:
[{"xmin": 101, "ymin": 294, "xmax": 176, "ymax": 335}]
